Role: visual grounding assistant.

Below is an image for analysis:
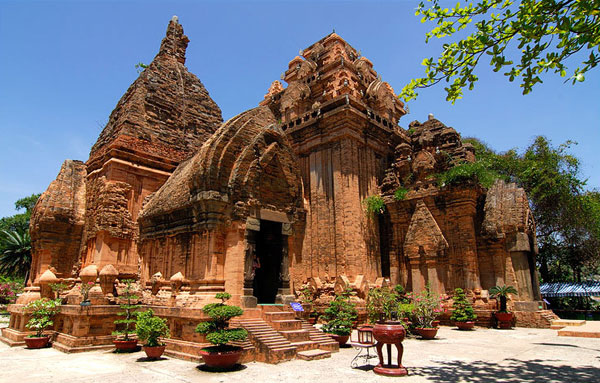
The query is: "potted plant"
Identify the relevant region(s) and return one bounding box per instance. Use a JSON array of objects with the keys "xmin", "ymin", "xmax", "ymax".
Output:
[
  {"xmin": 366, "ymin": 285, "xmax": 407, "ymax": 345},
  {"xmin": 113, "ymin": 279, "xmax": 141, "ymax": 351},
  {"xmin": 411, "ymin": 285, "xmax": 442, "ymax": 339},
  {"xmin": 136, "ymin": 309, "xmax": 170, "ymax": 359},
  {"xmin": 23, "ymin": 298, "xmax": 61, "ymax": 349},
  {"xmin": 195, "ymin": 292, "xmax": 248, "ymax": 369},
  {"xmin": 297, "ymin": 284, "xmax": 316, "ymax": 324},
  {"xmin": 321, "ymin": 289, "xmax": 357, "ymax": 345},
  {"xmin": 490, "ymin": 285, "xmax": 517, "ymax": 329},
  {"xmin": 450, "ymin": 288, "xmax": 477, "ymax": 330},
  {"xmin": 79, "ymin": 281, "xmax": 95, "ymax": 306}
]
